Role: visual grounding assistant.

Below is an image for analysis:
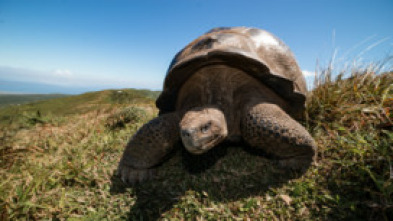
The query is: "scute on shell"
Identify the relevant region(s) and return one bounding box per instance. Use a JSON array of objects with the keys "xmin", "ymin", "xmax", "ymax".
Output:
[{"xmin": 156, "ymin": 27, "xmax": 307, "ymax": 119}]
